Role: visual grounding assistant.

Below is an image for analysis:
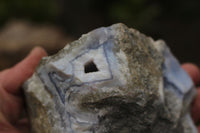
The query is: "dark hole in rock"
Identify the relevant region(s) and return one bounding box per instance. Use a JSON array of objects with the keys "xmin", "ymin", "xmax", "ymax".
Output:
[{"xmin": 84, "ymin": 60, "xmax": 99, "ymax": 73}]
